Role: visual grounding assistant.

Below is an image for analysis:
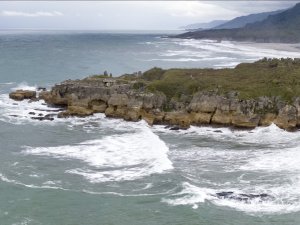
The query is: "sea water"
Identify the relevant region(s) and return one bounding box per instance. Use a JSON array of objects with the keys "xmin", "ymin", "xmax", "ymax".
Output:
[{"xmin": 1, "ymin": 30, "xmax": 300, "ymax": 225}]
